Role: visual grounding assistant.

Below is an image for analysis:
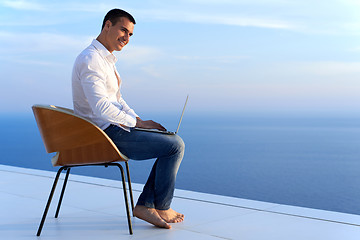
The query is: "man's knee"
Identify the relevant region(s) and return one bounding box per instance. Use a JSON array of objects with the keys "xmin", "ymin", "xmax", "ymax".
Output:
[{"xmin": 171, "ymin": 135, "xmax": 185, "ymax": 154}]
